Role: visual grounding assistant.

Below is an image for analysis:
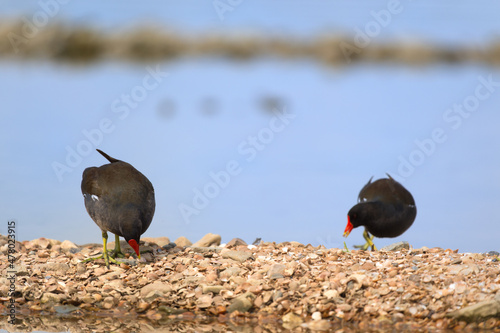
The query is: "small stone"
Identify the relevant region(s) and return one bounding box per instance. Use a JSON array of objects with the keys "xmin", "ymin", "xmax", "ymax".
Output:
[
  {"xmin": 102, "ymin": 296, "xmax": 114, "ymax": 309},
  {"xmin": 40, "ymin": 292, "xmax": 65, "ymax": 304},
  {"xmin": 144, "ymin": 290, "xmax": 164, "ymax": 302},
  {"xmin": 202, "ymin": 285, "xmax": 224, "ymax": 294},
  {"xmin": 162, "ymin": 242, "xmax": 176, "ymax": 250},
  {"xmin": 136, "ymin": 301, "xmax": 150, "ymax": 313},
  {"xmin": 262, "ymin": 291, "xmax": 273, "ymax": 304},
  {"xmin": 38, "ymin": 251, "xmax": 50, "ymax": 258},
  {"xmin": 174, "ymin": 236, "xmax": 192, "ymax": 247},
  {"xmin": 267, "ymin": 264, "xmax": 286, "ymax": 279},
  {"xmin": 253, "ymin": 295, "xmax": 263, "ymax": 308},
  {"xmin": 221, "ymin": 249, "xmax": 253, "ymax": 263},
  {"xmin": 220, "ymin": 267, "xmax": 242, "ymax": 279},
  {"xmin": 205, "ymin": 271, "xmax": 218, "ymax": 283},
  {"xmin": 312, "ymin": 311, "xmax": 322, "ymax": 320},
  {"xmin": 191, "ymin": 233, "xmax": 221, "ymax": 247},
  {"xmin": 247, "ymin": 285, "xmax": 263, "ymax": 295},
  {"xmin": 12, "ymin": 264, "xmax": 30, "ymax": 276},
  {"xmin": 378, "ymin": 286, "xmax": 391, "ymax": 296},
  {"xmin": 447, "ymin": 298, "xmax": 500, "ymax": 321},
  {"xmin": 215, "ymin": 305, "xmax": 226, "ymax": 315},
  {"xmin": 146, "ymin": 310, "xmax": 162, "ymax": 321},
  {"xmin": 226, "ymin": 238, "xmax": 247, "ymax": 247},
  {"xmin": 189, "ymin": 246, "xmax": 222, "ymax": 254},
  {"xmin": 461, "ymin": 265, "xmax": 479, "ymax": 276},
  {"xmin": 344, "ymin": 273, "xmax": 369, "ymax": 291},
  {"xmin": 282, "ymin": 312, "xmax": 303, "ymax": 328},
  {"xmin": 35, "ymin": 263, "xmax": 70, "ymax": 275},
  {"xmin": 307, "ymin": 319, "xmax": 331, "ymax": 331},
  {"xmin": 289, "ymin": 281, "xmax": 300, "ymax": 291},
  {"xmin": 338, "ymin": 304, "xmax": 352, "ymax": 312},
  {"xmin": 140, "ymin": 281, "xmax": 172, "ymax": 298},
  {"xmin": 429, "ymin": 247, "xmax": 443, "ymax": 253},
  {"xmin": 227, "ymin": 292, "xmax": 255, "ymax": 313},
  {"xmin": 408, "ymin": 306, "xmax": 419, "ymax": 316},
  {"xmin": 324, "ymin": 290, "xmax": 338, "ymax": 299},
  {"xmin": 454, "ymin": 281, "xmax": 467, "ymax": 294},
  {"xmin": 81, "ymin": 295, "xmax": 94, "ymax": 304},
  {"xmin": 93, "ymin": 267, "xmax": 109, "ymax": 276},
  {"xmin": 60, "ymin": 240, "xmax": 79, "ymax": 253},
  {"xmin": 30, "ymin": 237, "xmax": 51, "ymax": 249},
  {"xmin": 422, "ymin": 275, "xmax": 433, "ymax": 283},
  {"xmin": 381, "ymin": 241, "xmax": 410, "ymax": 251},
  {"xmin": 197, "ymin": 295, "xmax": 213, "ymax": 308},
  {"xmin": 47, "ymin": 238, "xmax": 62, "ymax": 247},
  {"xmin": 273, "ymin": 290, "xmax": 283, "ymax": 302}
]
